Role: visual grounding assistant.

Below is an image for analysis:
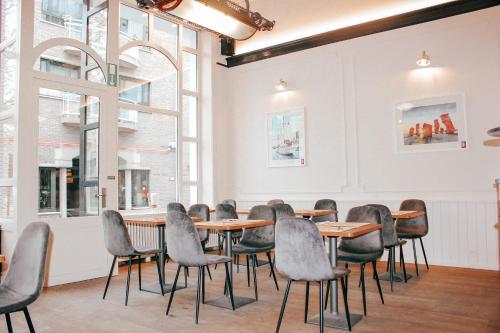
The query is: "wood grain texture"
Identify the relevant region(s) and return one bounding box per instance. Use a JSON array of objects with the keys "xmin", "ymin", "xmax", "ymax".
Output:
[
  {"xmin": 235, "ymin": 209, "xmax": 337, "ymax": 217},
  {"xmin": 194, "ymin": 219, "xmax": 273, "ymax": 230},
  {"xmin": 124, "ymin": 216, "xmax": 203, "ymax": 227},
  {"xmin": 392, "ymin": 210, "xmax": 426, "ymax": 219},
  {"xmin": 0, "ymin": 255, "xmax": 5, "ymax": 263},
  {"xmin": 317, "ymin": 222, "xmax": 382, "ymax": 238}
]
